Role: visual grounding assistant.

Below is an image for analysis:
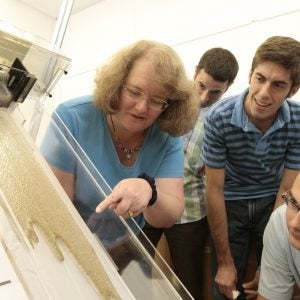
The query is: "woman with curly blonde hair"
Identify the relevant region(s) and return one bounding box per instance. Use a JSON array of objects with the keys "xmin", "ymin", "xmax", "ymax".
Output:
[
  {"xmin": 41, "ymin": 39, "xmax": 198, "ymax": 233},
  {"xmin": 94, "ymin": 40, "xmax": 198, "ymax": 136}
]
